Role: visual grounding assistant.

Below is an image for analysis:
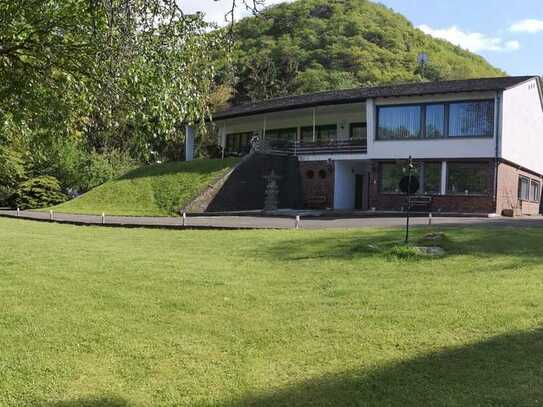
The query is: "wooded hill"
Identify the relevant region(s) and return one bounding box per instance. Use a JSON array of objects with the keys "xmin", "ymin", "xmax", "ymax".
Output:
[{"xmin": 226, "ymin": 0, "xmax": 505, "ymax": 104}]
